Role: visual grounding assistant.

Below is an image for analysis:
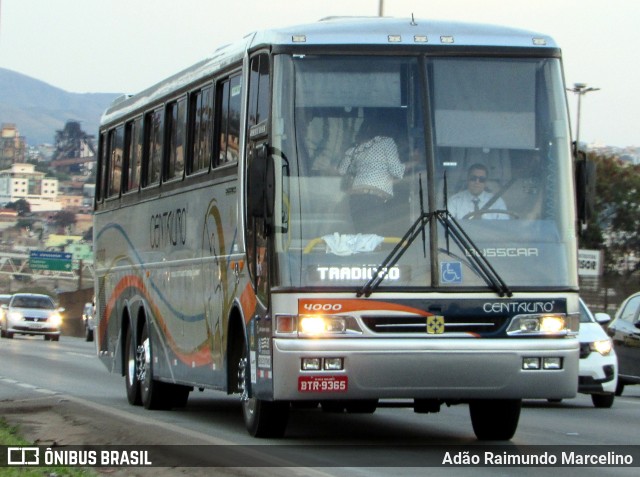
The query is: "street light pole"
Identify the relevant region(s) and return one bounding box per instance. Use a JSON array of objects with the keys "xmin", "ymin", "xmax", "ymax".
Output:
[{"xmin": 567, "ymin": 82, "xmax": 600, "ymax": 148}]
